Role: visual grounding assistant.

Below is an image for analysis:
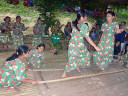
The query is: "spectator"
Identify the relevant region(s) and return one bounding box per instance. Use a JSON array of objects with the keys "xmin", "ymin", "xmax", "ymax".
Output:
[
  {"xmin": 115, "ymin": 21, "xmax": 127, "ymax": 52},
  {"xmin": 89, "ymin": 27, "xmax": 97, "ymax": 51},
  {"xmin": 114, "ymin": 40, "xmax": 121, "ymax": 55}
]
